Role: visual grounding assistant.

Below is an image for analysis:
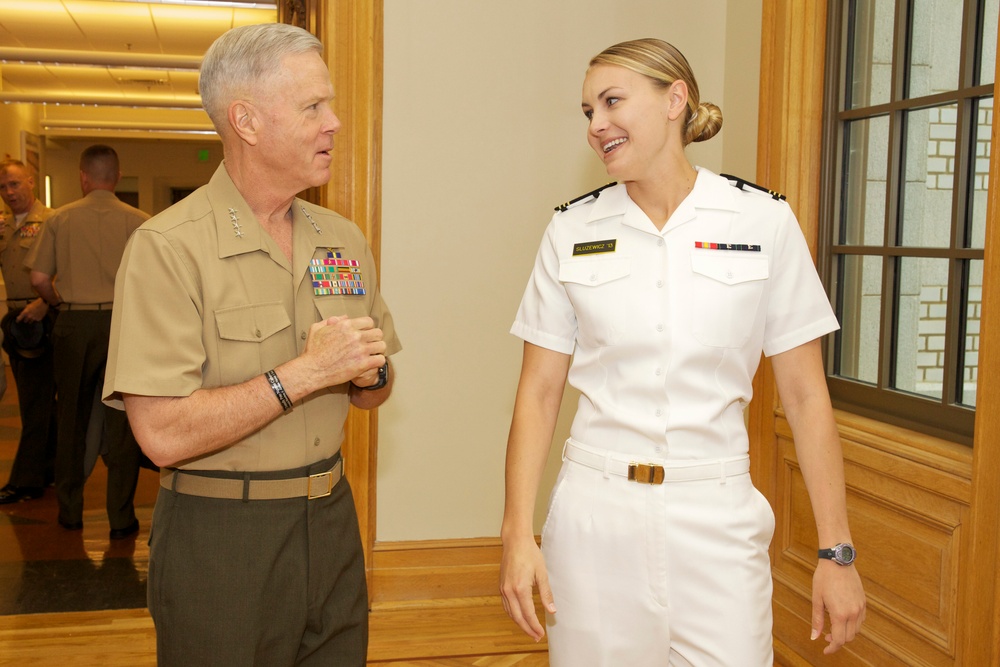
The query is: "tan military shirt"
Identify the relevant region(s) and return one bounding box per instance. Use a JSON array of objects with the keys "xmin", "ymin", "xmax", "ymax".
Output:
[
  {"xmin": 26, "ymin": 190, "xmax": 149, "ymax": 304},
  {"xmin": 103, "ymin": 164, "xmax": 401, "ymax": 472},
  {"xmin": 0, "ymin": 199, "xmax": 53, "ymax": 300}
]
